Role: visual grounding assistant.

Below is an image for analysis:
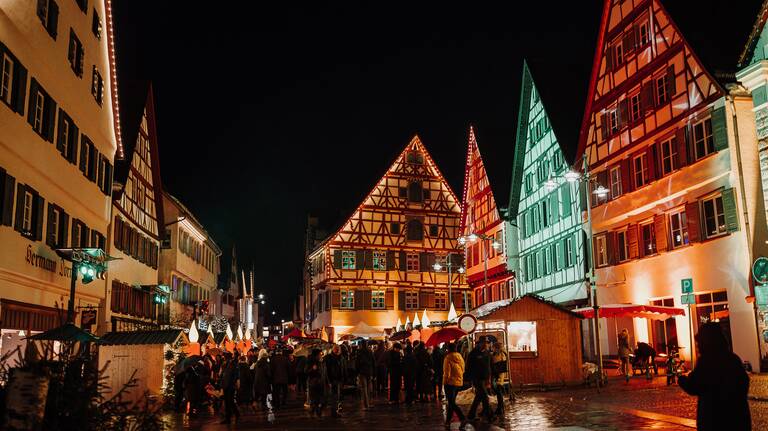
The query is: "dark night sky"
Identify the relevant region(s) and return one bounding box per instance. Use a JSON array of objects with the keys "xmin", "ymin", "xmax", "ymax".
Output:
[{"xmin": 111, "ymin": 1, "xmax": 760, "ymax": 322}]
